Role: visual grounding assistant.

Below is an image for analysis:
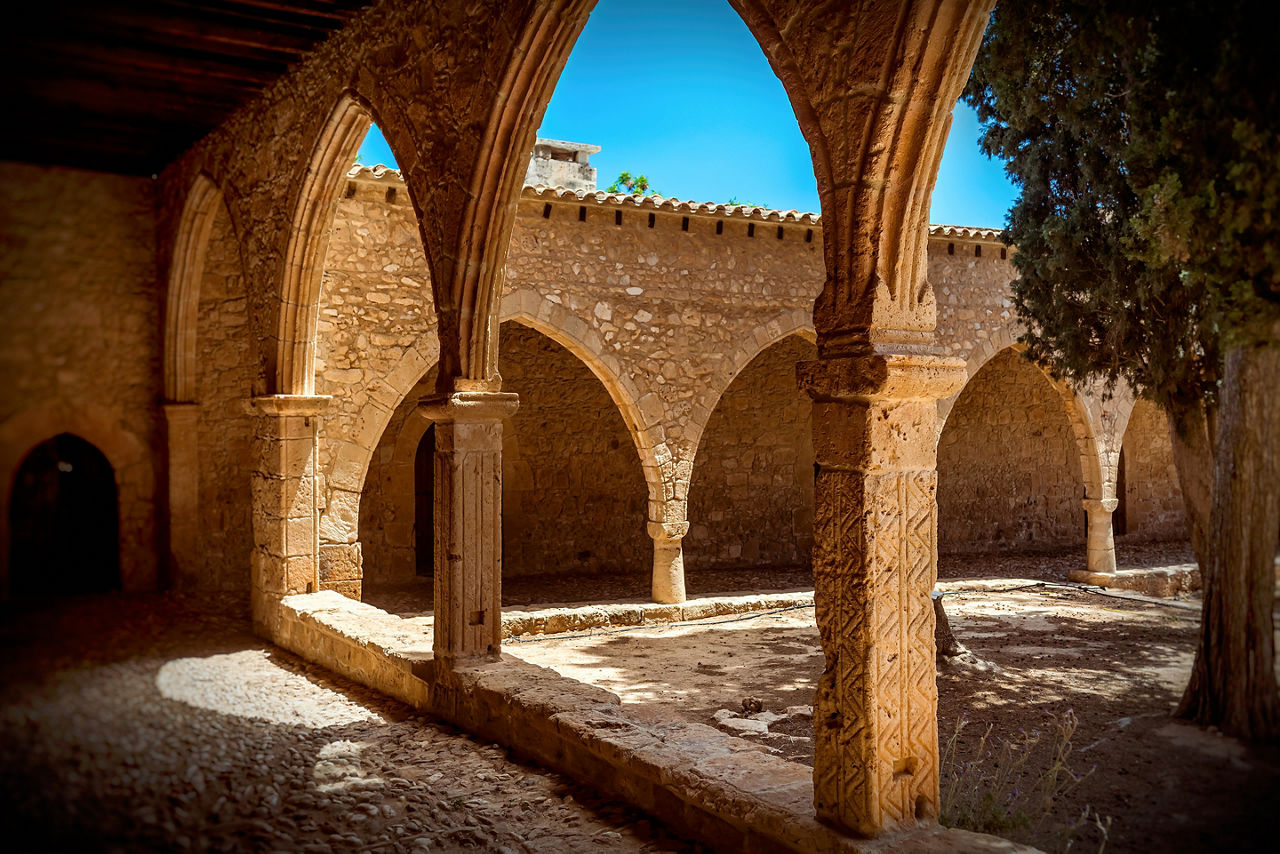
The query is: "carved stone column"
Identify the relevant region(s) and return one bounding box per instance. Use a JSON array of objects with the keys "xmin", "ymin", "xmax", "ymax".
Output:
[
  {"xmin": 247, "ymin": 395, "xmax": 329, "ymax": 638},
  {"xmin": 1071, "ymin": 497, "xmax": 1120, "ymax": 582},
  {"xmin": 419, "ymin": 391, "xmax": 519, "ymax": 663},
  {"xmin": 648, "ymin": 519, "xmax": 689, "ymax": 604},
  {"xmin": 799, "ymin": 352, "xmax": 966, "ymax": 837},
  {"xmin": 162, "ymin": 403, "xmax": 200, "ymax": 585}
]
